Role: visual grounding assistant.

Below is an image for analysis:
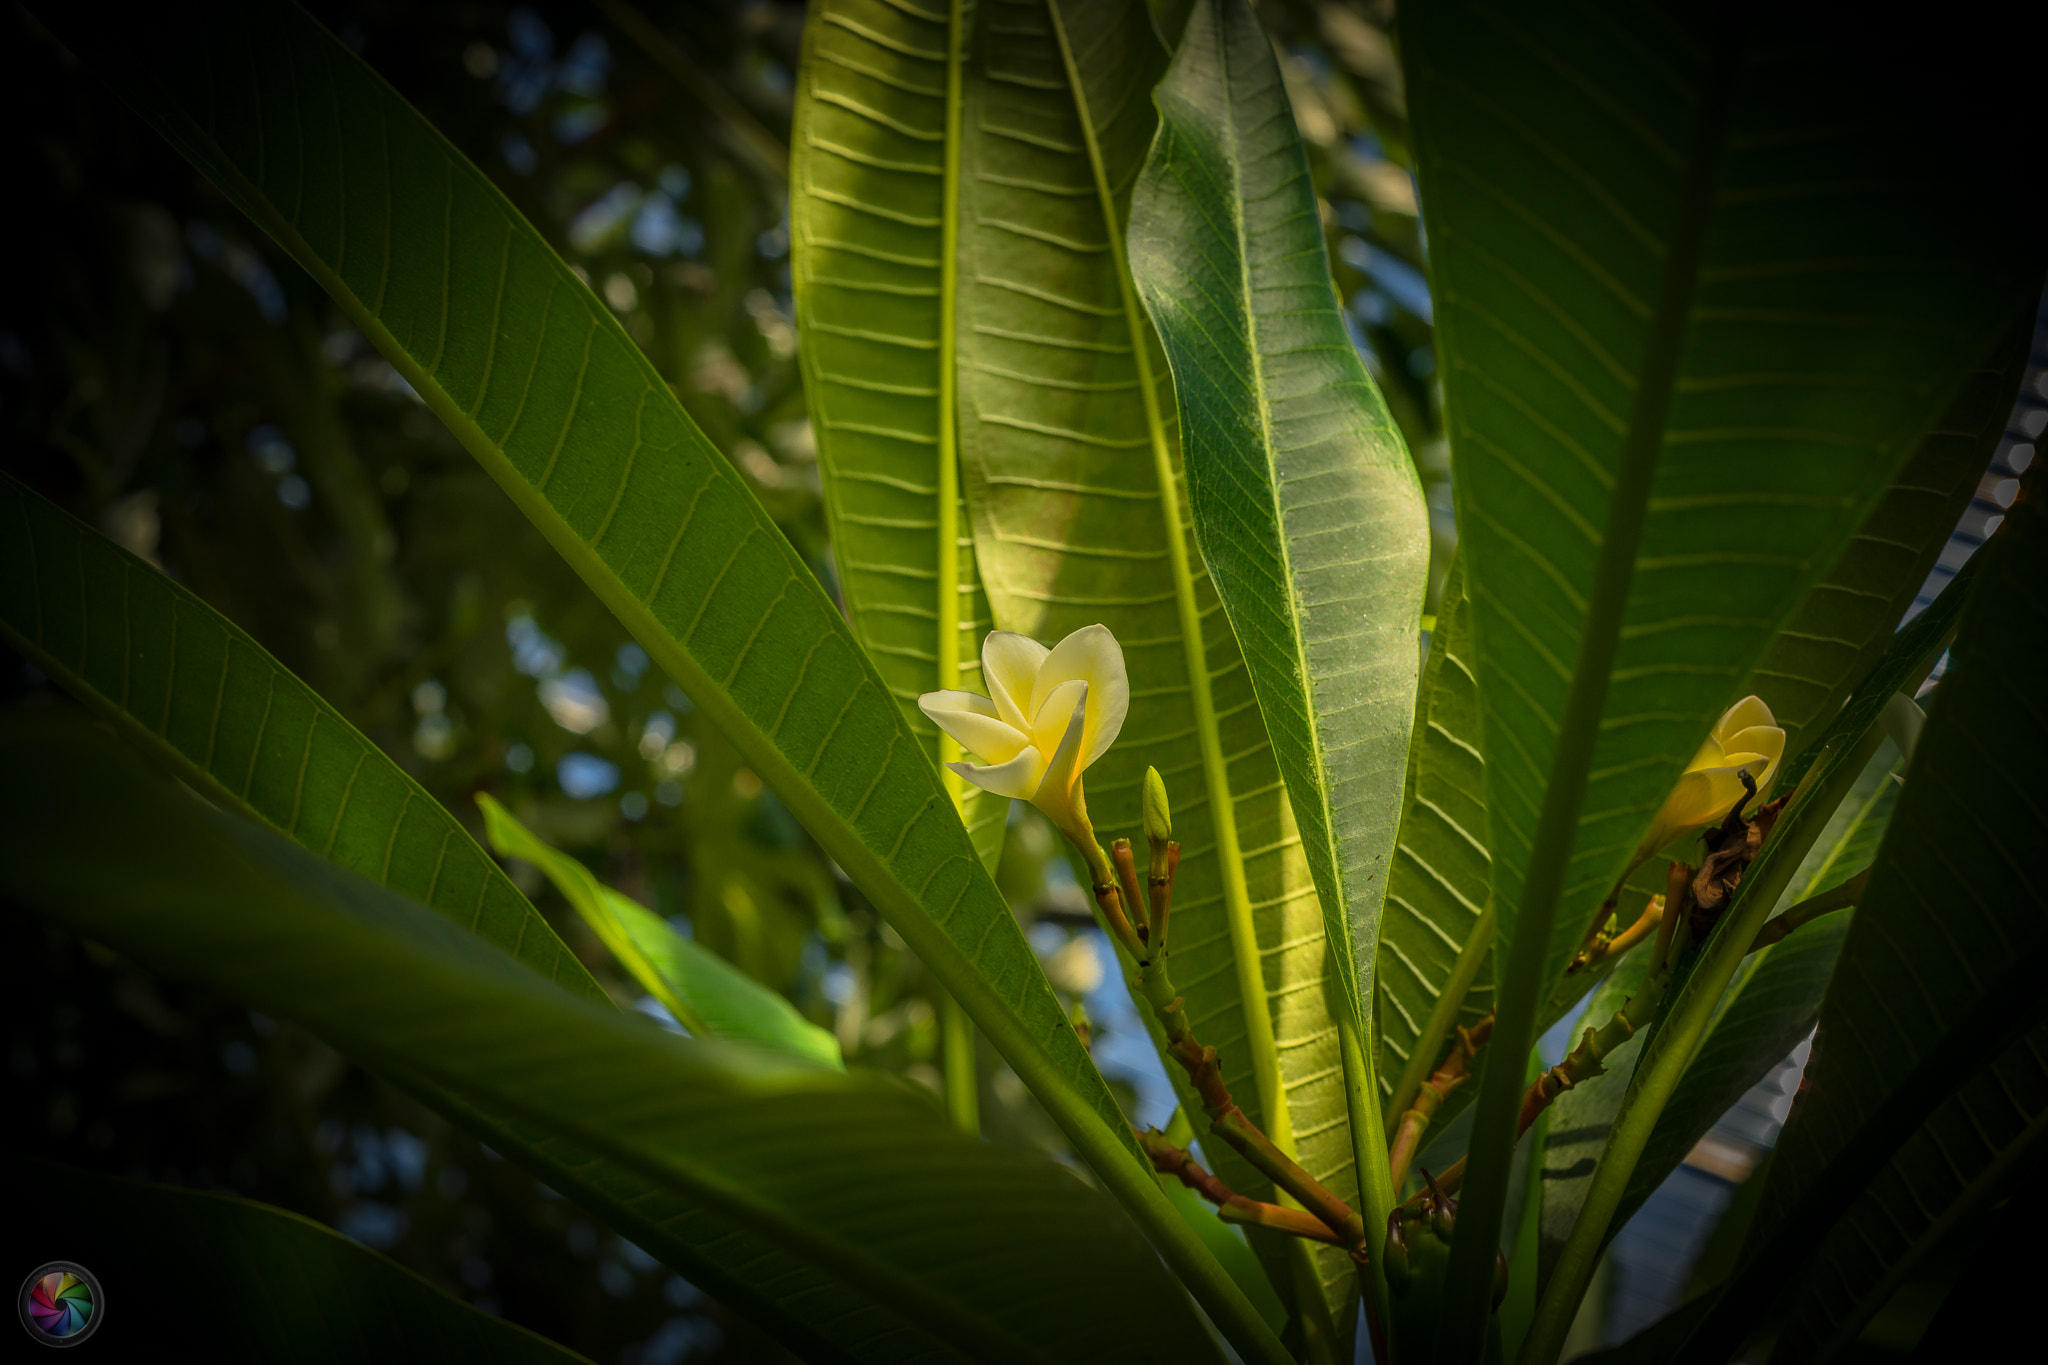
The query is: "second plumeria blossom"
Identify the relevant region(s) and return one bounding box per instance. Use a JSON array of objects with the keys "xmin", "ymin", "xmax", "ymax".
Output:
[
  {"xmin": 1634, "ymin": 695, "xmax": 1787, "ymax": 863},
  {"xmin": 918, "ymin": 625, "xmax": 1129, "ymax": 839}
]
